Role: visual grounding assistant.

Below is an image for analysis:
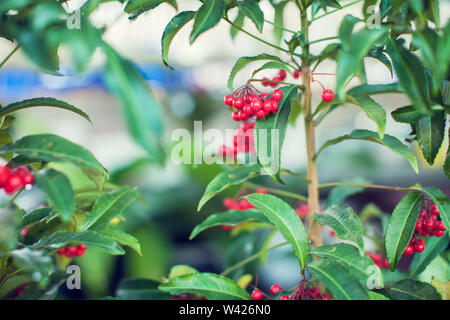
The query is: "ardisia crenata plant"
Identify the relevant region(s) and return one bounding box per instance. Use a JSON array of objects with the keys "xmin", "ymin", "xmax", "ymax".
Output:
[{"xmin": 115, "ymin": 0, "xmax": 448, "ymax": 300}]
